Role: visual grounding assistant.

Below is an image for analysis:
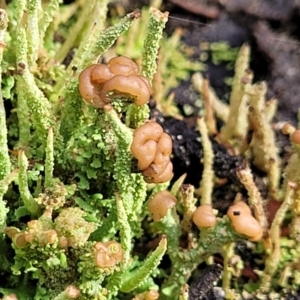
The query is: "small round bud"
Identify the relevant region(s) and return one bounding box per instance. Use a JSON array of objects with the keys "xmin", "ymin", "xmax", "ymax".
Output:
[
  {"xmin": 145, "ymin": 289, "xmax": 159, "ymax": 300},
  {"xmin": 94, "ymin": 241, "xmax": 123, "ymax": 268},
  {"xmin": 281, "ymin": 123, "xmax": 292, "ymax": 135},
  {"xmin": 5, "ymin": 227, "xmax": 20, "ymax": 239},
  {"xmin": 227, "ymin": 201, "xmax": 263, "ymax": 241},
  {"xmin": 147, "ymin": 190, "xmax": 177, "ymax": 222},
  {"xmin": 65, "ymin": 285, "xmax": 81, "ymax": 299},
  {"xmin": 192, "ymin": 204, "xmax": 217, "ymax": 228},
  {"xmin": 59, "ymin": 236, "xmax": 69, "ymax": 248},
  {"xmin": 13, "ymin": 232, "xmax": 28, "ymax": 248},
  {"xmin": 291, "ymin": 129, "xmax": 300, "ymax": 145},
  {"xmin": 24, "ymin": 232, "xmax": 34, "ymax": 243},
  {"xmin": 3, "ymin": 293, "xmax": 18, "ymax": 300},
  {"xmin": 46, "ymin": 229, "xmax": 58, "ymax": 244}
]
